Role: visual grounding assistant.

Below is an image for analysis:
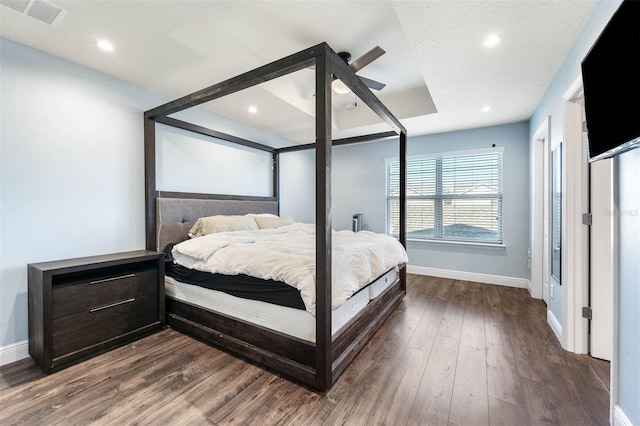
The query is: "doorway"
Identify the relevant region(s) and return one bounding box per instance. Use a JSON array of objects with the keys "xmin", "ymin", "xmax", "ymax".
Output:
[
  {"xmin": 532, "ymin": 117, "xmax": 564, "ymax": 339},
  {"xmin": 560, "ymin": 77, "xmax": 590, "ymax": 354},
  {"xmin": 562, "ymin": 76, "xmax": 613, "ymax": 363},
  {"xmin": 531, "ymin": 118, "xmax": 550, "ymax": 304},
  {"xmin": 542, "ymin": 133, "xmax": 551, "ymax": 305},
  {"xmin": 551, "ymin": 143, "xmax": 562, "ymax": 295}
]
